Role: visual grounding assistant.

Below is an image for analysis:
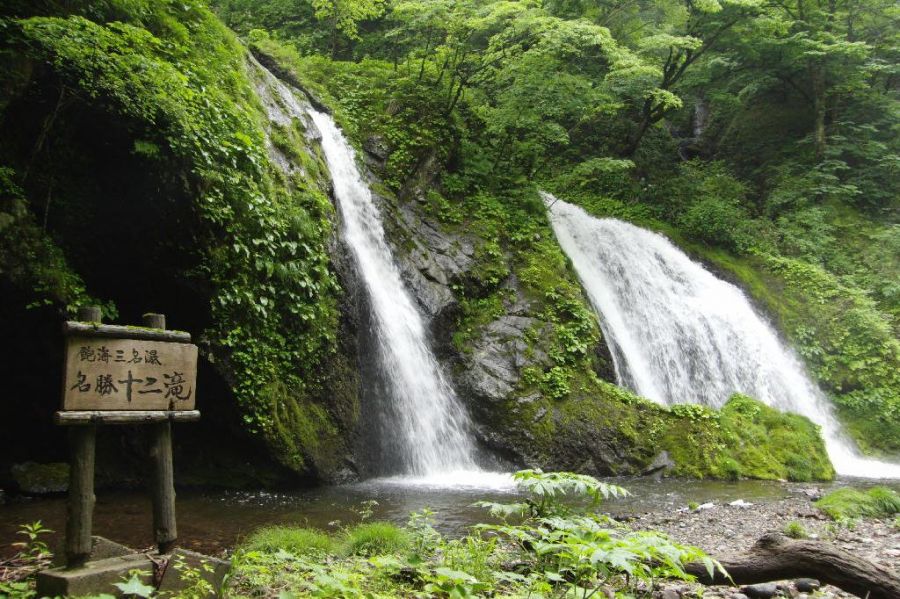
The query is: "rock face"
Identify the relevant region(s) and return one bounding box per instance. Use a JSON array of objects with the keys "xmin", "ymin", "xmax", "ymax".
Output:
[
  {"xmin": 374, "ymin": 187, "xmax": 474, "ymax": 320},
  {"xmin": 462, "ymin": 313, "xmax": 540, "ymax": 405},
  {"xmin": 366, "ymin": 145, "xmax": 633, "ymax": 473},
  {"xmin": 249, "ymin": 56, "xmax": 362, "ymax": 482}
]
